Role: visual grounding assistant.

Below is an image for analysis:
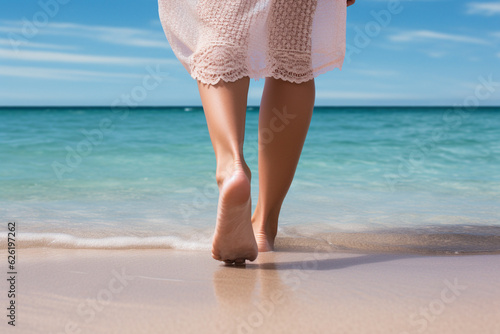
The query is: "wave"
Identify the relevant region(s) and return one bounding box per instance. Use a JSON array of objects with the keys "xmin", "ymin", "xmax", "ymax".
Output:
[
  {"xmin": 3, "ymin": 225, "xmax": 500, "ymax": 255},
  {"xmin": 4, "ymin": 233, "xmax": 212, "ymax": 251}
]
